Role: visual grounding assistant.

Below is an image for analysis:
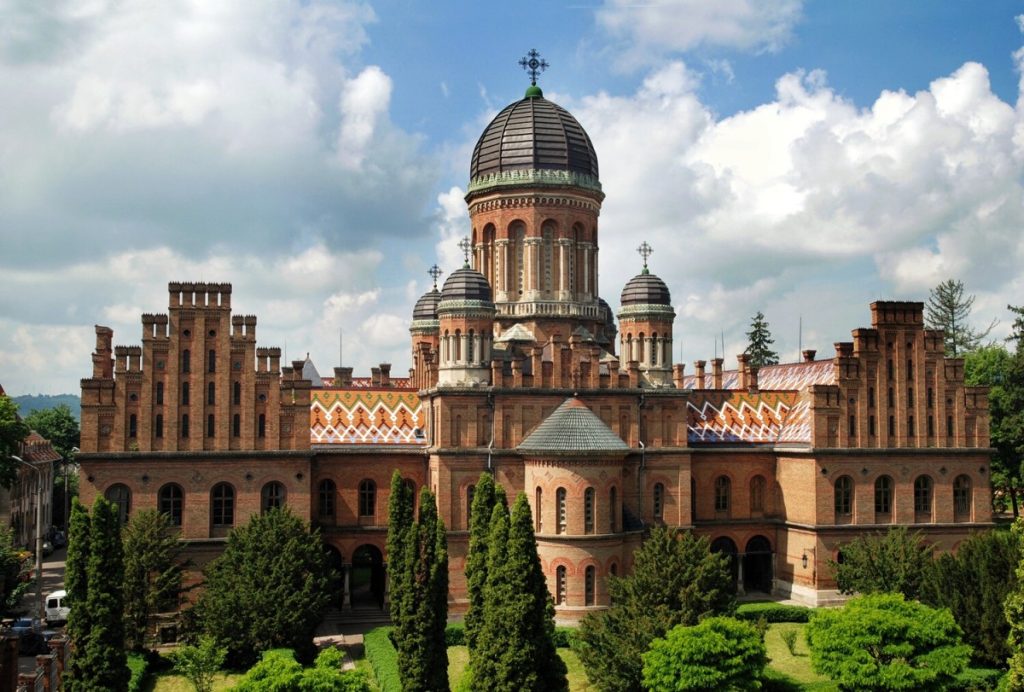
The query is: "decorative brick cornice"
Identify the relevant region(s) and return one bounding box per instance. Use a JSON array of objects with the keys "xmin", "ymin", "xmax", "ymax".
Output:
[
  {"xmin": 467, "ymin": 169, "xmax": 603, "ymax": 196},
  {"xmin": 468, "ymin": 193, "xmax": 601, "ymax": 215},
  {"xmin": 617, "ymin": 305, "xmax": 677, "ymax": 320}
]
